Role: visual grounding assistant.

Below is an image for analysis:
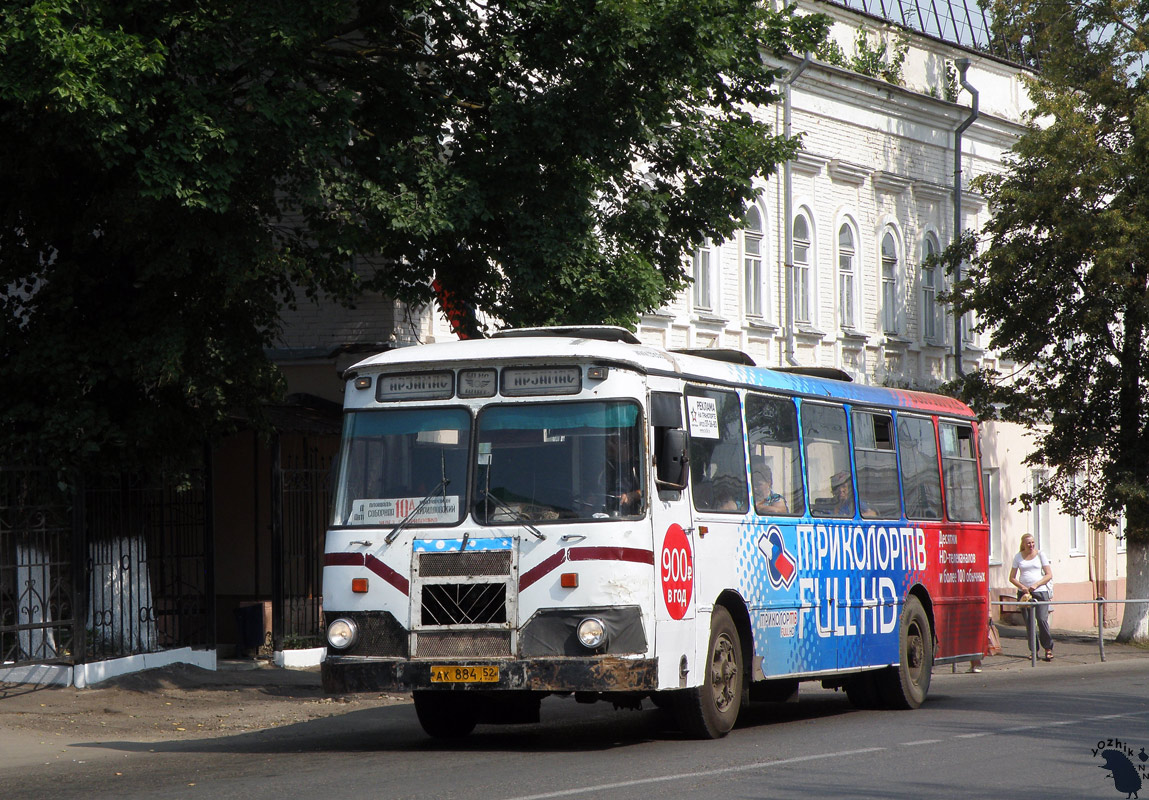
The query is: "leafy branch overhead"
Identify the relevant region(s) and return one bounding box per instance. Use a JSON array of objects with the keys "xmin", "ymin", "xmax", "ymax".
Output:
[{"xmin": 0, "ymin": 1, "xmax": 829, "ymax": 471}]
